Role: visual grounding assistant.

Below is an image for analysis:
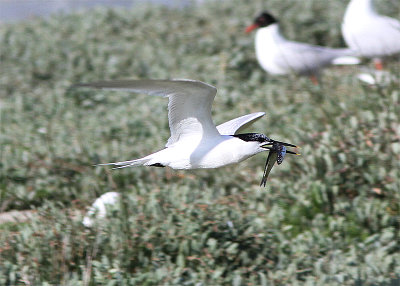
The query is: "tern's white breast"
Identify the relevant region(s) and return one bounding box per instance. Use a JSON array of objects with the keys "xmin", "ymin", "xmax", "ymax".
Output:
[{"xmin": 158, "ymin": 136, "xmax": 264, "ymax": 169}]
